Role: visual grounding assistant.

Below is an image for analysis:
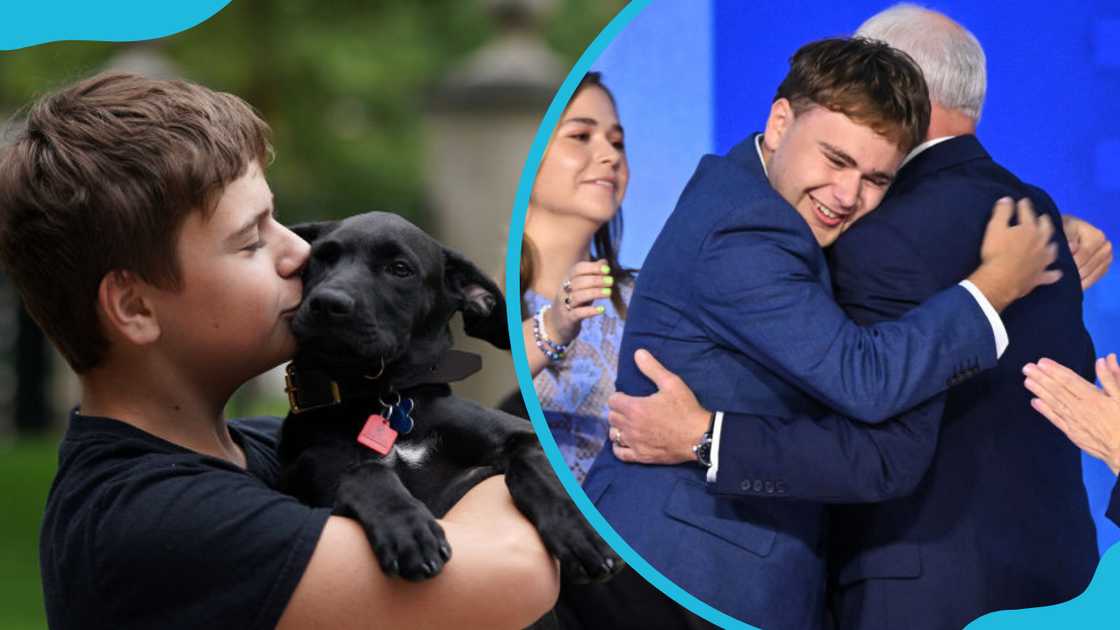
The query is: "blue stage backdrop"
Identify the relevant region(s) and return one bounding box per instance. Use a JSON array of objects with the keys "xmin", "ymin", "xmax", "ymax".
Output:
[{"xmin": 593, "ymin": 0, "xmax": 1120, "ymax": 552}]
